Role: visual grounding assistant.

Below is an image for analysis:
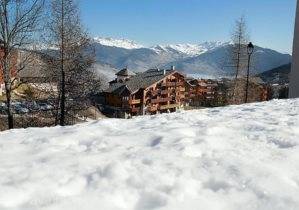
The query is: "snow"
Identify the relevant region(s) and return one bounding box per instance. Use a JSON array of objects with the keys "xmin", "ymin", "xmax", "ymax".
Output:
[
  {"xmin": 151, "ymin": 41, "xmax": 226, "ymax": 56},
  {"xmin": 0, "ymin": 99, "xmax": 299, "ymax": 210},
  {"xmin": 93, "ymin": 37, "xmax": 144, "ymax": 49},
  {"xmin": 93, "ymin": 37, "xmax": 226, "ymax": 56}
]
